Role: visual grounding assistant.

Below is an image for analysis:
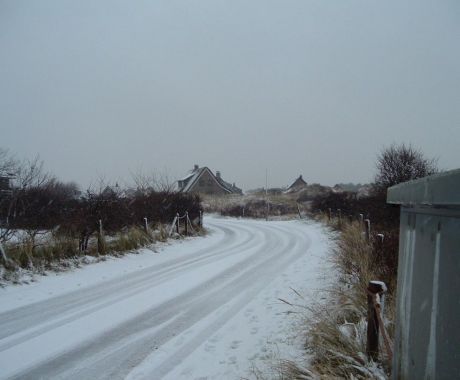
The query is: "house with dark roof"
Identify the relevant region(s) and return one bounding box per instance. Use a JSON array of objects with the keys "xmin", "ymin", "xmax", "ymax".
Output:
[
  {"xmin": 178, "ymin": 165, "xmax": 242, "ymax": 195},
  {"xmin": 286, "ymin": 175, "xmax": 307, "ymax": 193}
]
